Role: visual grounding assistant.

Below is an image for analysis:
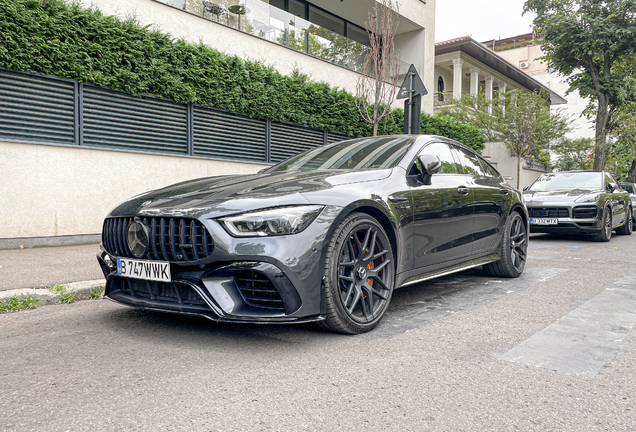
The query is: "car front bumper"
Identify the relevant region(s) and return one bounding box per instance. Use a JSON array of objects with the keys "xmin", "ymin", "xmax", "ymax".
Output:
[
  {"xmin": 96, "ymin": 205, "xmax": 345, "ymax": 324},
  {"xmin": 526, "ymin": 203, "xmax": 602, "ymax": 234}
]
